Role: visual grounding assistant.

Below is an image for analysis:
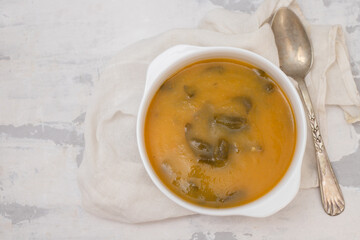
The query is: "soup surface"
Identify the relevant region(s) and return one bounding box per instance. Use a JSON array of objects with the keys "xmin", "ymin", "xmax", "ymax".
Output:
[{"xmin": 145, "ymin": 59, "xmax": 296, "ymax": 208}]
